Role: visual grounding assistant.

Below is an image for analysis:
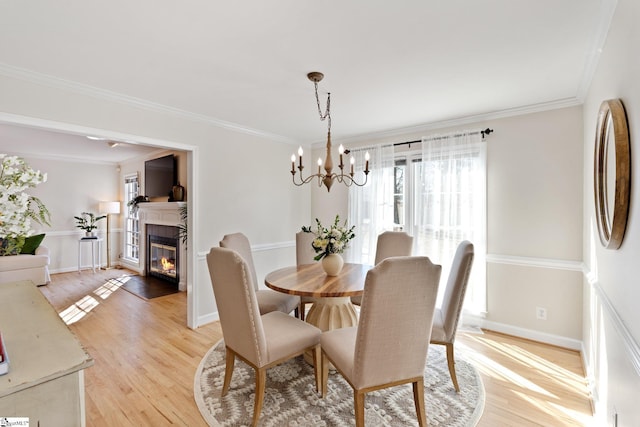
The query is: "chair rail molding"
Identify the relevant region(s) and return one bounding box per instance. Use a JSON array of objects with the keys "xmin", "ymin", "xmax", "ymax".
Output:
[{"xmin": 486, "ymin": 253, "xmax": 583, "ymax": 271}]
